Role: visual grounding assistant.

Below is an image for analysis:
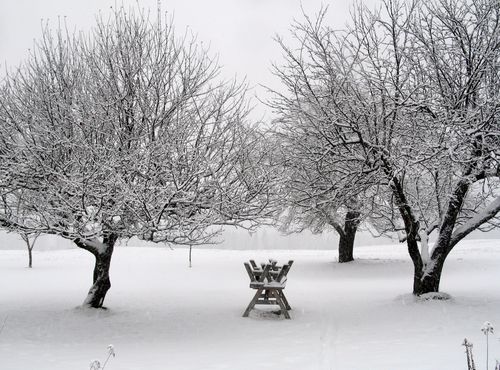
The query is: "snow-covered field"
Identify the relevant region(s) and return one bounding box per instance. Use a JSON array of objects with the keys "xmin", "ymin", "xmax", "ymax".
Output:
[{"xmin": 1, "ymin": 240, "xmax": 499, "ymax": 370}]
